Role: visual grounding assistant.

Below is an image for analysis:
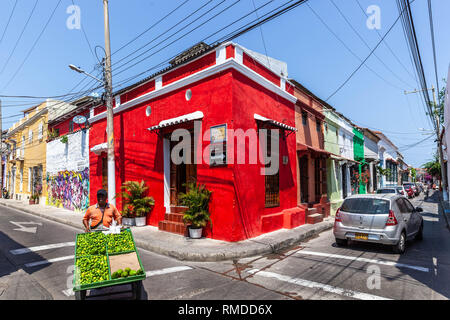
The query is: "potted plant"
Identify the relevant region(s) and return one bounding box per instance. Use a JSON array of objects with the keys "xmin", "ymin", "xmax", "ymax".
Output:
[
  {"xmin": 178, "ymin": 180, "xmax": 212, "ymax": 239},
  {"xmin": 29, "ymin": 194, "xmax": 38, "ymax": 205},
  {"xmin": 117, "ymin": 180, "xmax": 154, "ymax": 227},
  {"xmin": 121, "ymin": 204, "xmax": 136, "ymax": 226}
]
